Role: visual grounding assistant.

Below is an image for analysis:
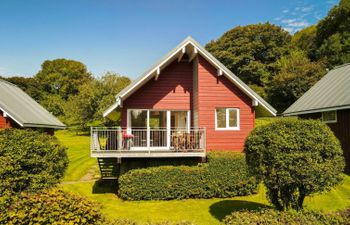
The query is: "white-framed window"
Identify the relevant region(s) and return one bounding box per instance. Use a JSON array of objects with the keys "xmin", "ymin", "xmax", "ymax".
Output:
[
  {"xmin": 322, "ymin": 110, "xmax": 337, "ymax": 123},
  {"xmin": 215, "ymin": 108, "xmax": 240, "ymax": 130}
]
